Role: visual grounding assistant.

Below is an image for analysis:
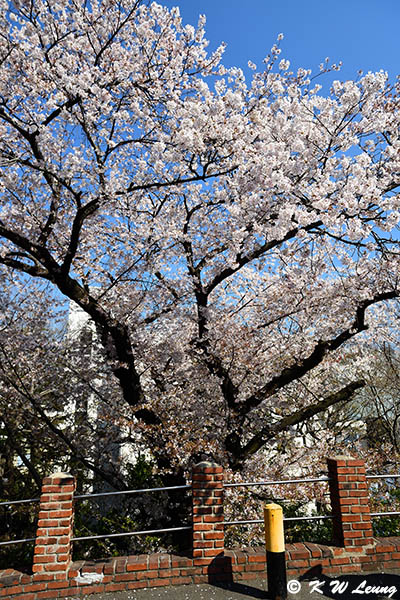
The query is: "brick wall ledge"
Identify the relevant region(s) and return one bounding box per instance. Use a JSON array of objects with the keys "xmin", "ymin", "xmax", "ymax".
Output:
[{"xmin": 1, "ymin": 539, "xmax": 400, "ymax": 600}]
